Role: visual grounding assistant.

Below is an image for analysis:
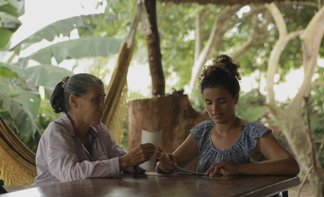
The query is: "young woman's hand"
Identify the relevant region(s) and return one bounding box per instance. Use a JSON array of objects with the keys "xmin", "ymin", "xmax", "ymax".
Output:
[
  {"xmin": 156, "ymin": 153, "xmax": 177, "ymax": 173},
  {"xmin": 205, "ymin": 160, "xmax": 239, "ymax": 177},
  {"xmin": 119, "ymin": 143, "xmax": 155, "ymax": 169}
]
